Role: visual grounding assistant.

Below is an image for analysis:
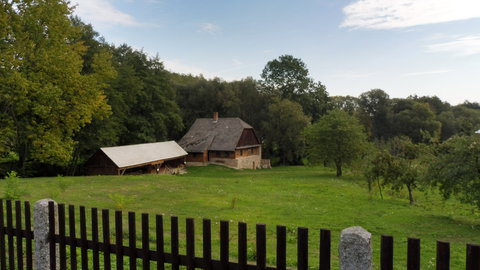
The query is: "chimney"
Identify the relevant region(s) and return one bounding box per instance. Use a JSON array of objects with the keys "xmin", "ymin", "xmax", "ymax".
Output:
[{"xmin": 213, "ymin": 112, "xmax": 219, "ymax": 122}]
